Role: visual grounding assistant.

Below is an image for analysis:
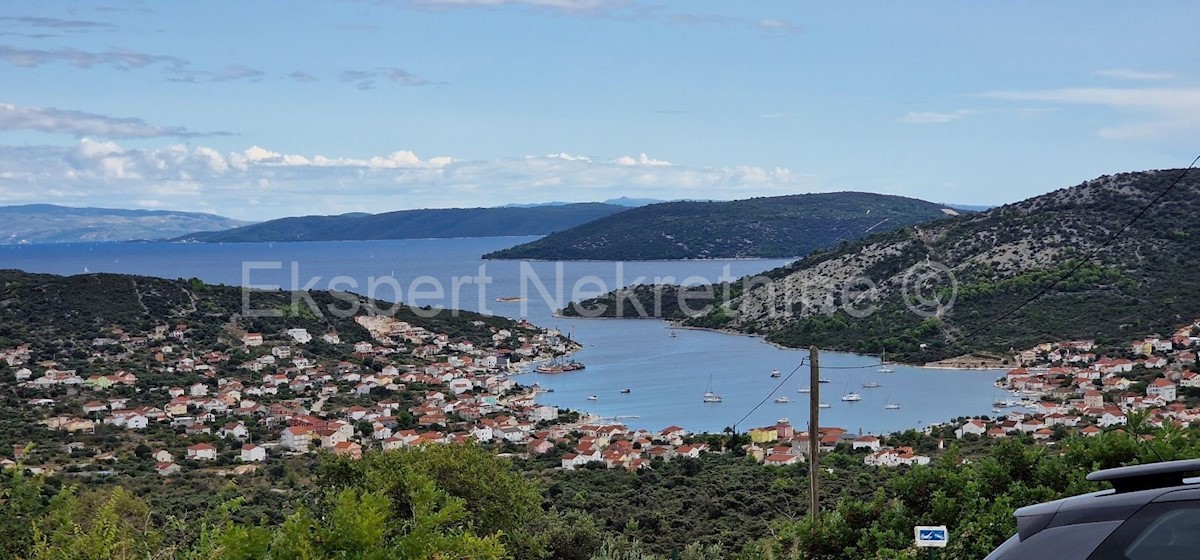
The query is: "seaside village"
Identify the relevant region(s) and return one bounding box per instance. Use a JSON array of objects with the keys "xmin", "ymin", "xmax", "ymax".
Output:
[
  {"xmin": 0, "ymin": 314, "xmax": 720, "ymax": 476},
  {"xmin": 950, "ymin": 319, "xmax": 1200, "ymax": 442},
  {"xmin": 728, "ymin": 318, "xmax": 1200, "ymax": 469},
  {"xmin": 3, "ymin": 315, "xmax": 1200, "ymax": 476}
]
